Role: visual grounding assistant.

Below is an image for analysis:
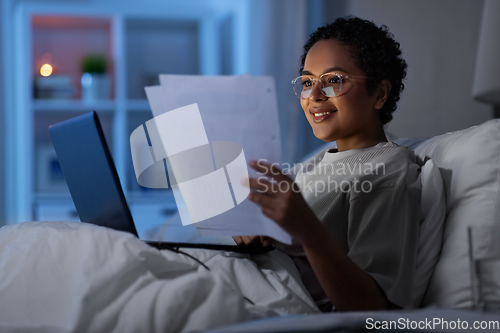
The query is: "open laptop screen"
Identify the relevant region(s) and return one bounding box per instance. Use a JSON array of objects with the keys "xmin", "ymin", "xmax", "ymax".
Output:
[{"xmin": 49, "ymin": 111, "xmax": 138, "ymax": 236}]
